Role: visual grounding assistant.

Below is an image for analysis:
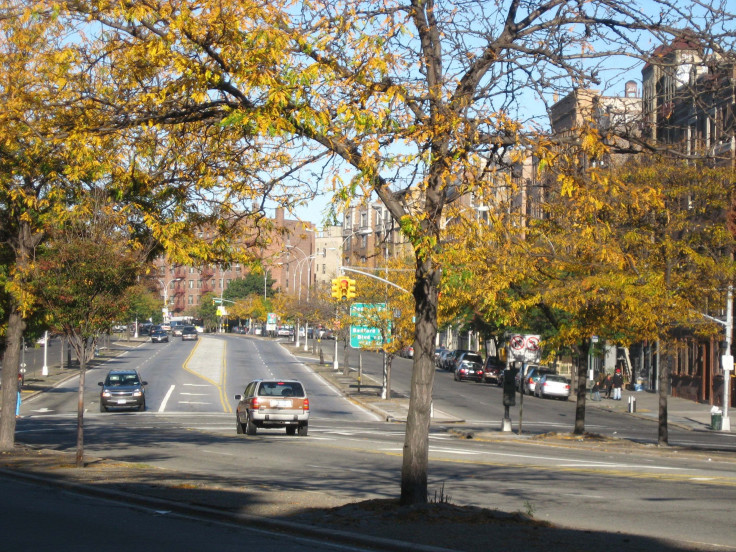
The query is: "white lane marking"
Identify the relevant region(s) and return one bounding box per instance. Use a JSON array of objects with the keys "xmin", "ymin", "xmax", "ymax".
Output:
[
  {"xmin": 180, "ymin": 393, "xmax": 208, "ymax": 396},
  {"xmin": 183, "ymin": 384, "xmax": 210, "ymax": 387},
  {"xmin": 158, "ymin": 385, "xmax": 175, "ymax": 413},
  {"xmin": 178, "ymin": 401, "xmax": 210, "ymax": 405}
]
